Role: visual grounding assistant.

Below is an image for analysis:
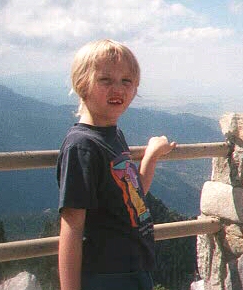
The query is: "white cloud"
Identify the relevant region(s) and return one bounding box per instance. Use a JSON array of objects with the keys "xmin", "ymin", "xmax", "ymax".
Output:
[
  {"xmin": 0, "ymin": 0, "xmax": 242, "ymax": 98},
  {"xmin": 0, "ymin": 0, "xmax": 204, "ymax": 51},
  {"xmin": 128, "ymin": 40, "xmax": 243, "ymax": 99},
  {"xmin": 229, "ymin": 0, "xmax": 243, "ymax": 14},
  {"xmin": 161, "ymin": 27, "xmax": 234, "ymax": 41},
  {"xmin": 169, "ymin": 3, "xmax": 196, "ymax": 17}
]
